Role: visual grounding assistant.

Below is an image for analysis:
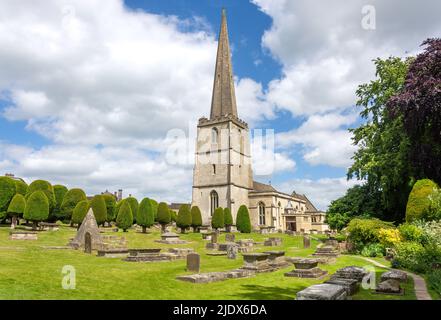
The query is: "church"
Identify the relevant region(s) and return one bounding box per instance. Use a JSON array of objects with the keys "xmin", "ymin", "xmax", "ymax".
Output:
[{"xmin": 191, "ymin": 10, "xmax": 329, "ymax": 234}]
